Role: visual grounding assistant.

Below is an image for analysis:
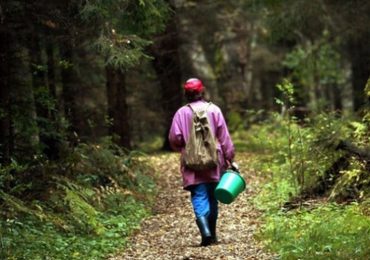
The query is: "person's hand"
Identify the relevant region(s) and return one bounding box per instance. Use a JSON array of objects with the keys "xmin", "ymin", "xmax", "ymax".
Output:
[{"xmin": 230, "ymin": 162, "xmax": 240, "ymax": 172}]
